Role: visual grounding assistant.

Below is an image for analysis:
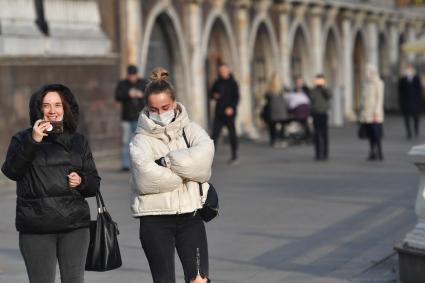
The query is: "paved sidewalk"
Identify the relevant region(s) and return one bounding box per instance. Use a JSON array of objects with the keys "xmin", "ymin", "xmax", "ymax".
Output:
[{"xmin": 0, "ymin": 116, "xmax": 421, "ymax": 283}]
